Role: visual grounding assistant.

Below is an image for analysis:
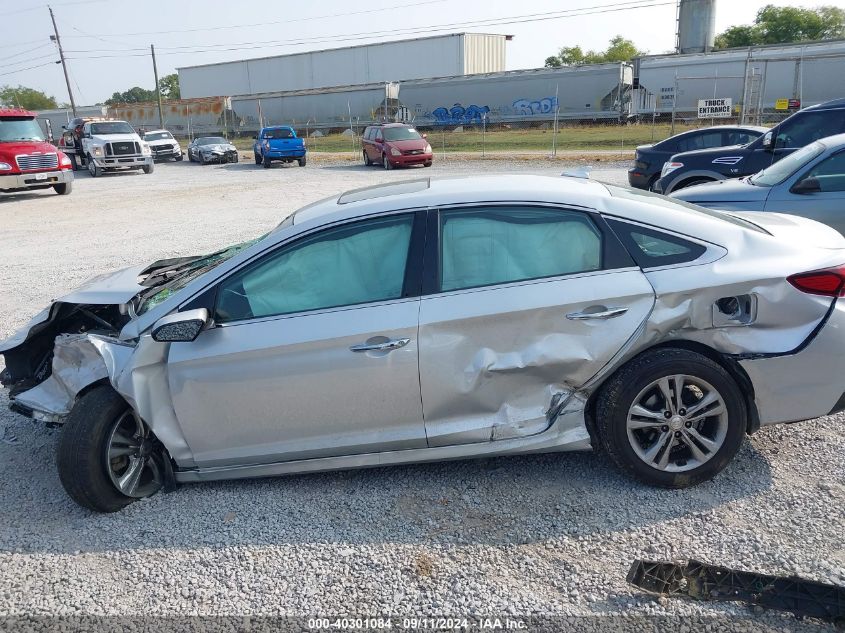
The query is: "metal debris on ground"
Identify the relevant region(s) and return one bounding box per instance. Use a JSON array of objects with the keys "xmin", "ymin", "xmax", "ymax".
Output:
[{"xmin": 627, "ymin": 559, "xmax": 845, "ymax": 625}]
